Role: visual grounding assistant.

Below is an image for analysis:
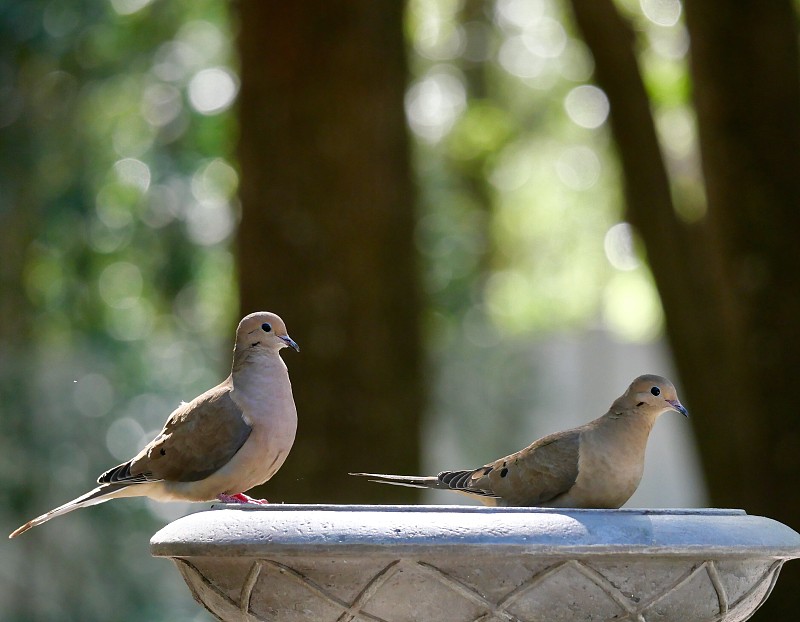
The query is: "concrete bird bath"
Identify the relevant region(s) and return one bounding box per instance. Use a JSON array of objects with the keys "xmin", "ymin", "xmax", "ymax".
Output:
[{"xmin": 151, "ymin": 505, "xmax": 800, "ymax": 622}]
